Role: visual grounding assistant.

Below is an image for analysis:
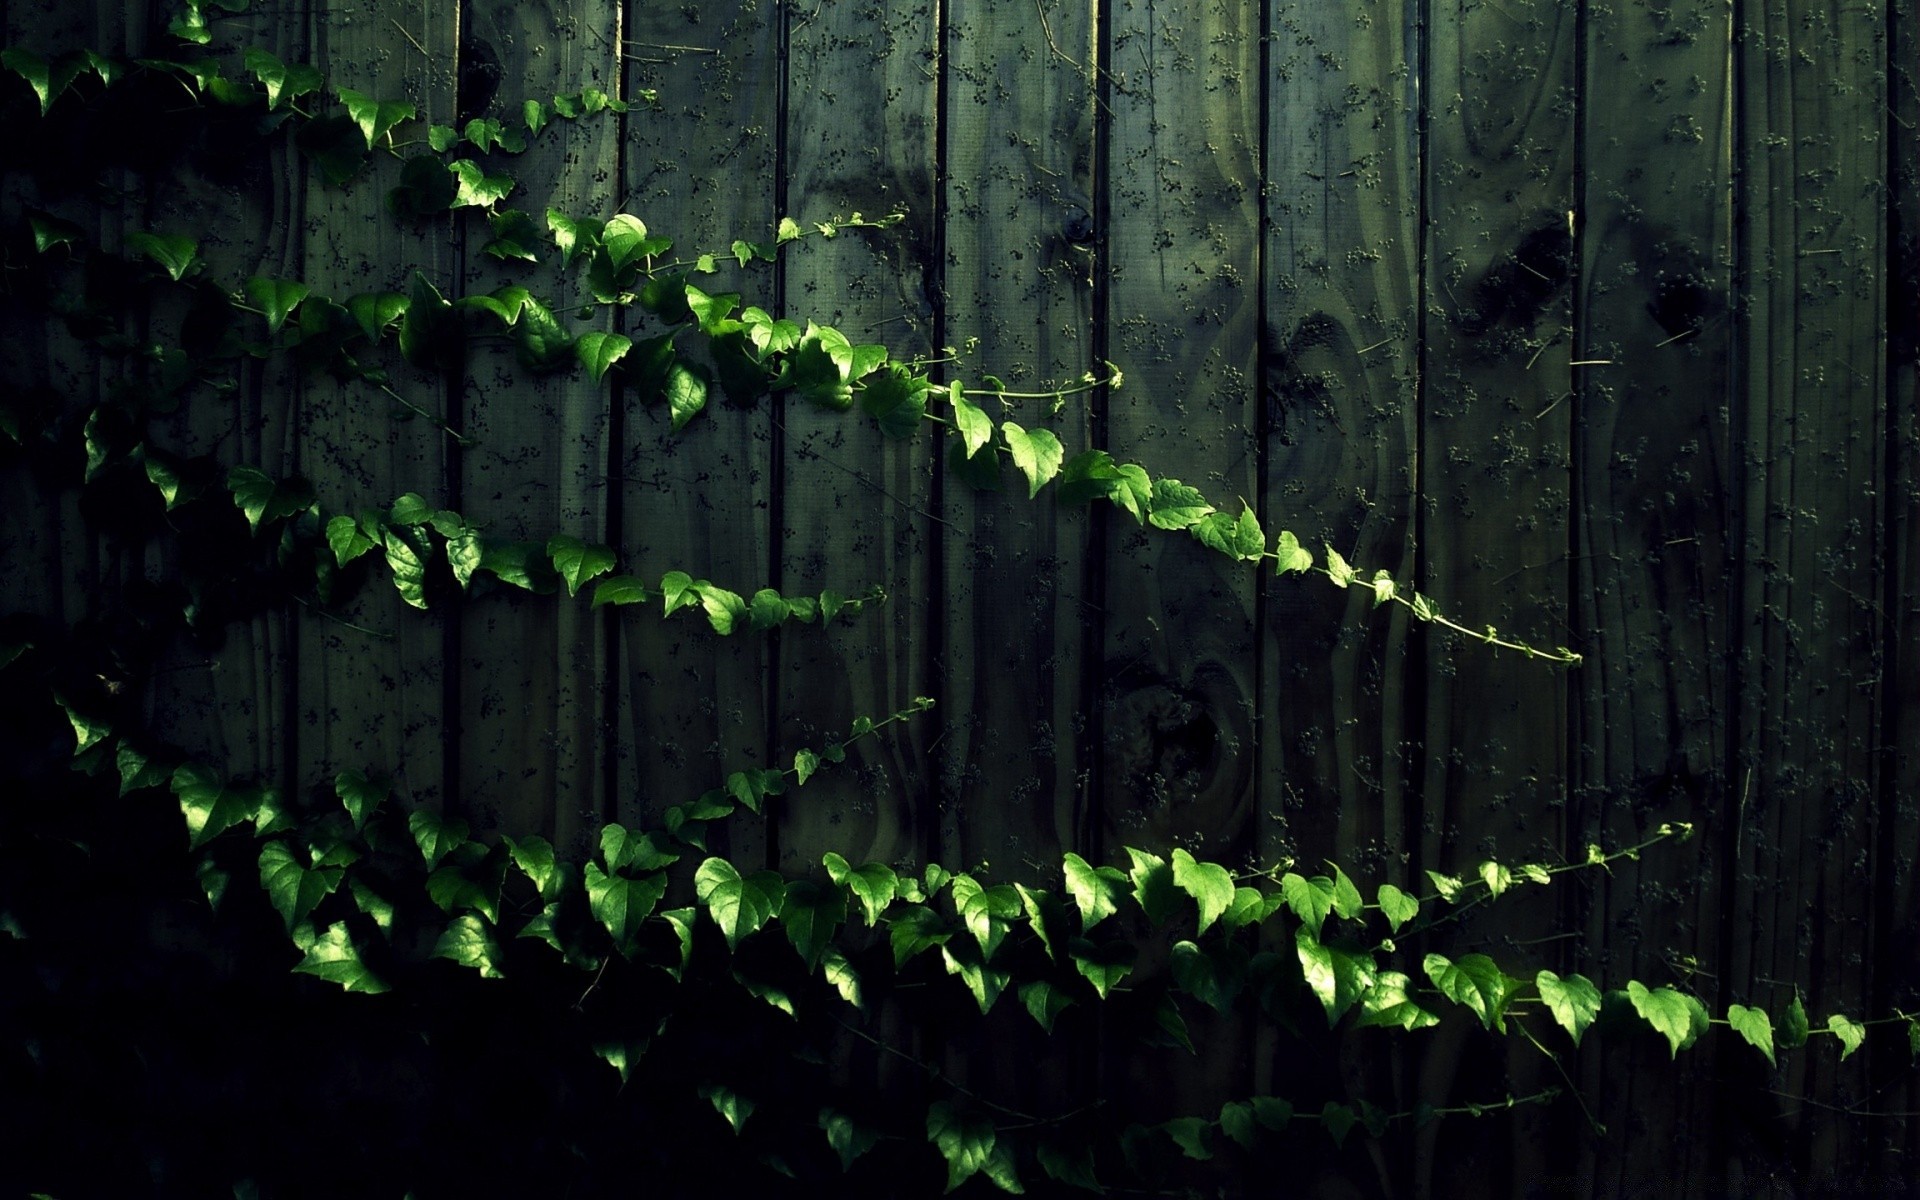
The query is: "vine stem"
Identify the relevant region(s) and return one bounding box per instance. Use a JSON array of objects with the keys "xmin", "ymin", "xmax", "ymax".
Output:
[{"xmin": 831, "ymin": 1016, "xmax": 1045, "ymax": 1124}]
